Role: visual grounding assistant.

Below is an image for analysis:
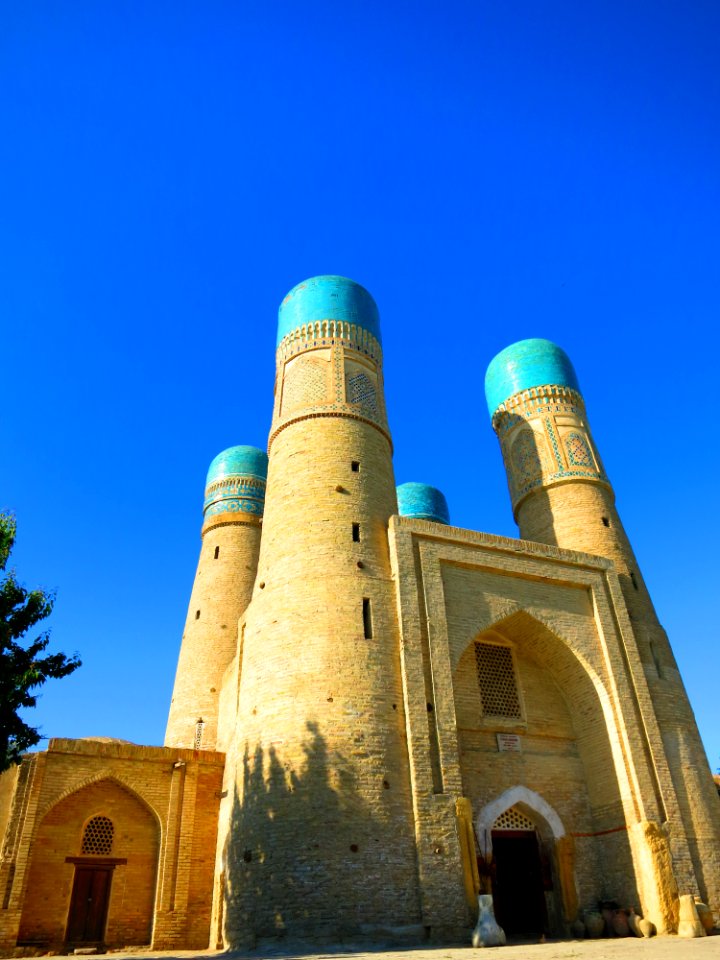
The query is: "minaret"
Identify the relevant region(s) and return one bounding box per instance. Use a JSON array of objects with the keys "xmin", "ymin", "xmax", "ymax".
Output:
[
  {"xmin": 165, "ymin": 445, "xmax": 267, "ymax": 751},
  {"xmin": 485, "ymin": 337, "xmax": 720, "ymax": 906},
  {"xmin": 223, "ymin": 276, "xmax": 420, "ymax": 945},
  {"xmin": 397, "ymin": 482, "xmax": 450, "ymax": 525}
]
